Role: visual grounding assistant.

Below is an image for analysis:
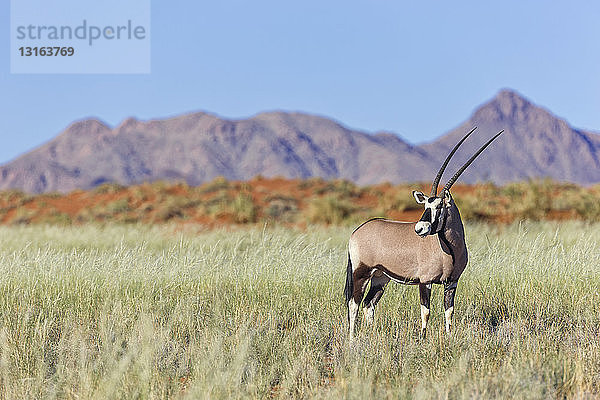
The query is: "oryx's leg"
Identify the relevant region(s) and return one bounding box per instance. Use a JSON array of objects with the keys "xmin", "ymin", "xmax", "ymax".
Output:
[
  {"xmin": 443, "ymin": 281, "xmax": 458, "ymax": 334},
  {"xmin": 362, "ymin": 271, "xmax": 390, "ymax": 326},
  {"xmin": 419, "ymin": 283, "xmax": 432, "ymax": 338},
  {"xmin": 348, "ymin": 264, "xmax": 371, "ymax": 339}
]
